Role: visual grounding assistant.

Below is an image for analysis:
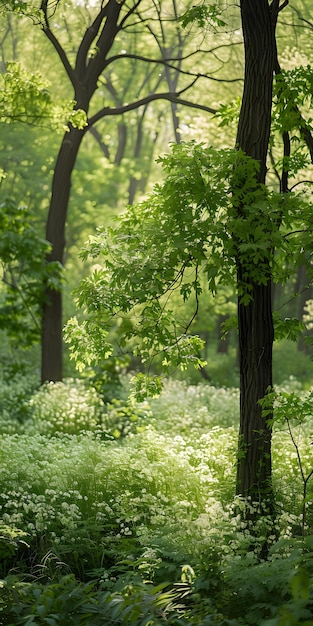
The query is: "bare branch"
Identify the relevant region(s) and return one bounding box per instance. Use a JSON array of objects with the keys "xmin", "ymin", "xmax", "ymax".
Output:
[
  {"xmin": 103, "ymin": 52, "xmax": 243, "ymax": 83},
  {"xmin": 88, "ymin": 92, "xmax": 217, "ymax": 127},
  {"xmin": 88, "ymin": 126, "xmax": 110, "ymax": 159},
  {"xmin": 278, "ymin": 0, "xmax": 289, "ymax": 12},
  {"xmin": 75, "ymin": 5, "xmax": 109, "ymax": 79},
  {"xmin": 289, "ymin": 180, "xmax": 313, "ymax": 192},
  {"xmin": 118, "ymin": 0, "xmax": 143, "ymax": 30},
  {"xmin": 288, "ymin": 4, "xmax": 313, "ymax": 29},
  {"xmin": 41, "ymin": 26, "xmax": 76, "ymax": 90},
  {"xmin": 86, "ymin": 1, "xmax": 123, "ymax": 88}
]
